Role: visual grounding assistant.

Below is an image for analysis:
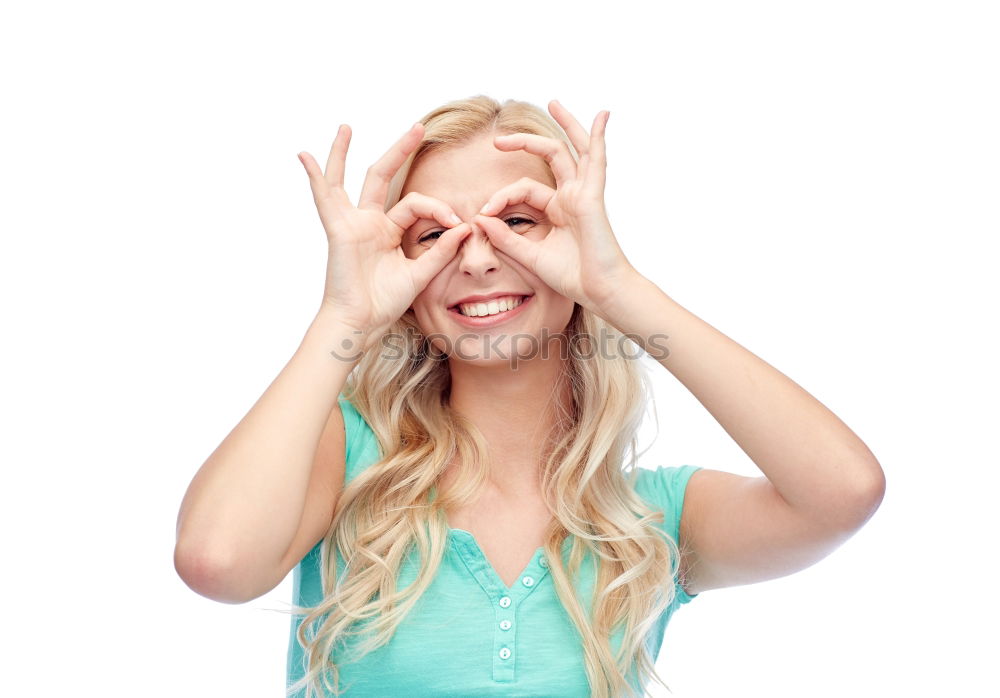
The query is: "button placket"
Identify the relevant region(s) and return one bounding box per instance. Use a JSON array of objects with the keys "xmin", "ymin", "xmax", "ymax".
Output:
[
  {"xmin": 450, "ymin": 529, "xmax": 565, "ymax": 684},
  {"xmin": 490, "ymin": 558, "xmax": 552, "ymax": 683},
  {"xmin": 491, "ymin": 592, "xmax": 517, "ymax": 681}
]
